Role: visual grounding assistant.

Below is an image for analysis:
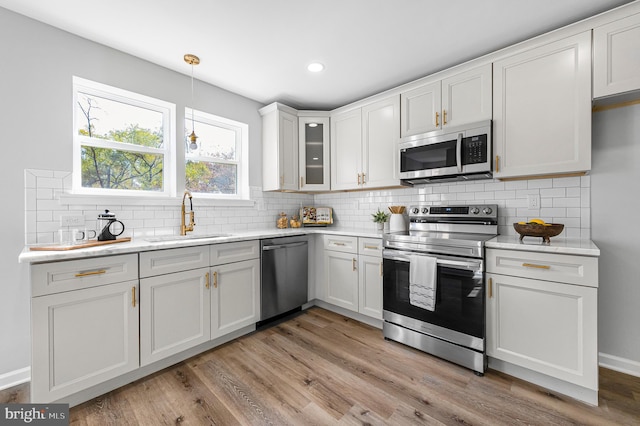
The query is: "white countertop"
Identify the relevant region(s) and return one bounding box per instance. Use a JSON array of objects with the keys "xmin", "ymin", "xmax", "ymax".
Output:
[
  {"xmin": 19, "ymin": 227, "xmax": 386, "ymax": 264},
  {"xmin": 486, "ymin": 235, "xmax": 600, "ymax": 257}
]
